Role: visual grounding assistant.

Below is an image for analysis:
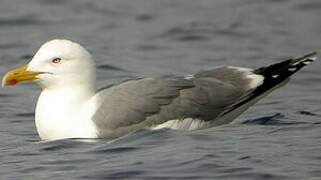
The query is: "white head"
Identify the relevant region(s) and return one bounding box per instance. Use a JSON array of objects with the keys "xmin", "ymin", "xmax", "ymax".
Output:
[{"xmin": 3, "ymin": 39, "xmax": 96, "ymax": 90}]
